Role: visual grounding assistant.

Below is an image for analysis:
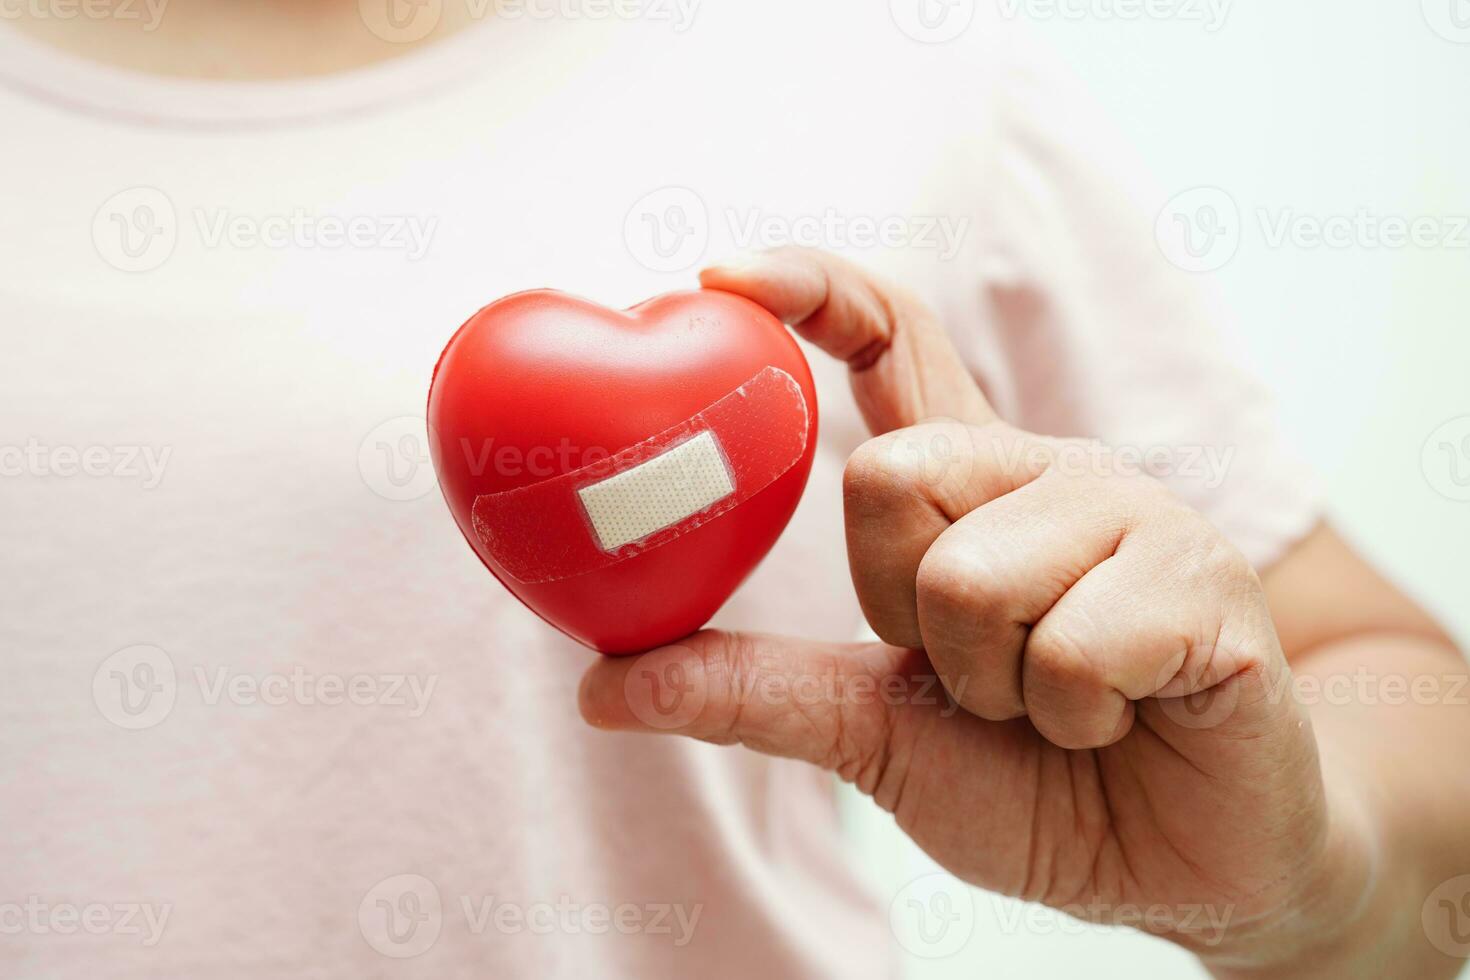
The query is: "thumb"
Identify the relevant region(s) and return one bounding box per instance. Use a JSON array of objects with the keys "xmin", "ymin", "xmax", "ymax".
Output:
[
  {"xmin": 579, "ymin": 630, "xmax": 938, "ymax": 775},
  {"xmin": 700, "ymin": 247, "xmax": 997, "ymax": 435}
]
